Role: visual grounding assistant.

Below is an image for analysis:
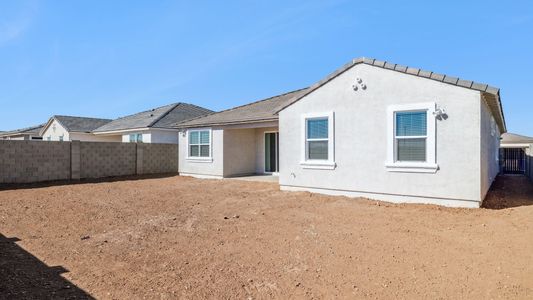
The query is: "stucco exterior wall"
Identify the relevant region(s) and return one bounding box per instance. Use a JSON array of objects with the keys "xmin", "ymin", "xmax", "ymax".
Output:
[
  {"xmin": 223, "ymin": 129, "xmax": 257, "ymax": 177},
  {"xmin": 178, "ymin": 127, "xmax": 224, "ymax": 178},
  {"xmin": 479, "ymin": 97, "xmax": 501, "ymax": 201},
  {"xmin": 279, "ymin": 63, "xmax": 484, "ymax": 207},
  {"xmin": 42, "ymin": 119, "xmax": 70, "ymax": 141},
  {"xmin": 70, "ymin": 132, "xmax": 121, "ymax": 142},
  {"xmin": 150, "ymin": 129, "xmax": 179, "ymax": 144},
  {"xmin": 255, "ymin": 127, "xmax": 278, "ymax": 173}
]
